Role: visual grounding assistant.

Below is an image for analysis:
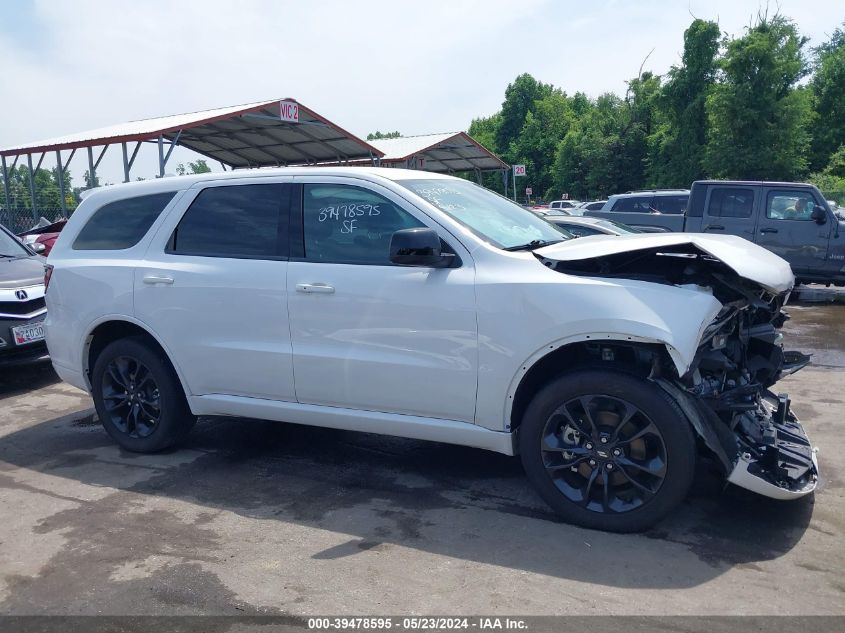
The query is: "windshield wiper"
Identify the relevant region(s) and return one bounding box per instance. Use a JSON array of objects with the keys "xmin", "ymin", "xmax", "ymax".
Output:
[{"xmin": 504, "ymin": 239, "xmax": 564, "ymax": 252}]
